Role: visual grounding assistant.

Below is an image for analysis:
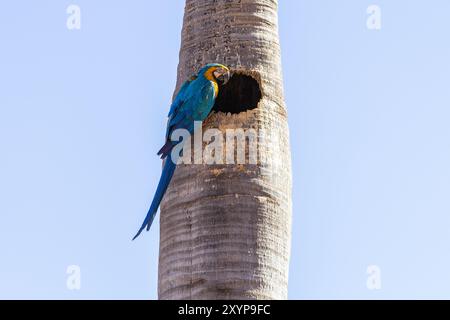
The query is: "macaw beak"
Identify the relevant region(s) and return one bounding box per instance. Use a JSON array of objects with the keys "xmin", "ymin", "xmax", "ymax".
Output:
[
  {"xmin": 221, "ymin": 71, "xmax": 231, "ymax": 85},
  {"xmin": 214, "ymin": 69, "xmax": 231, "ymax": 86}
]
